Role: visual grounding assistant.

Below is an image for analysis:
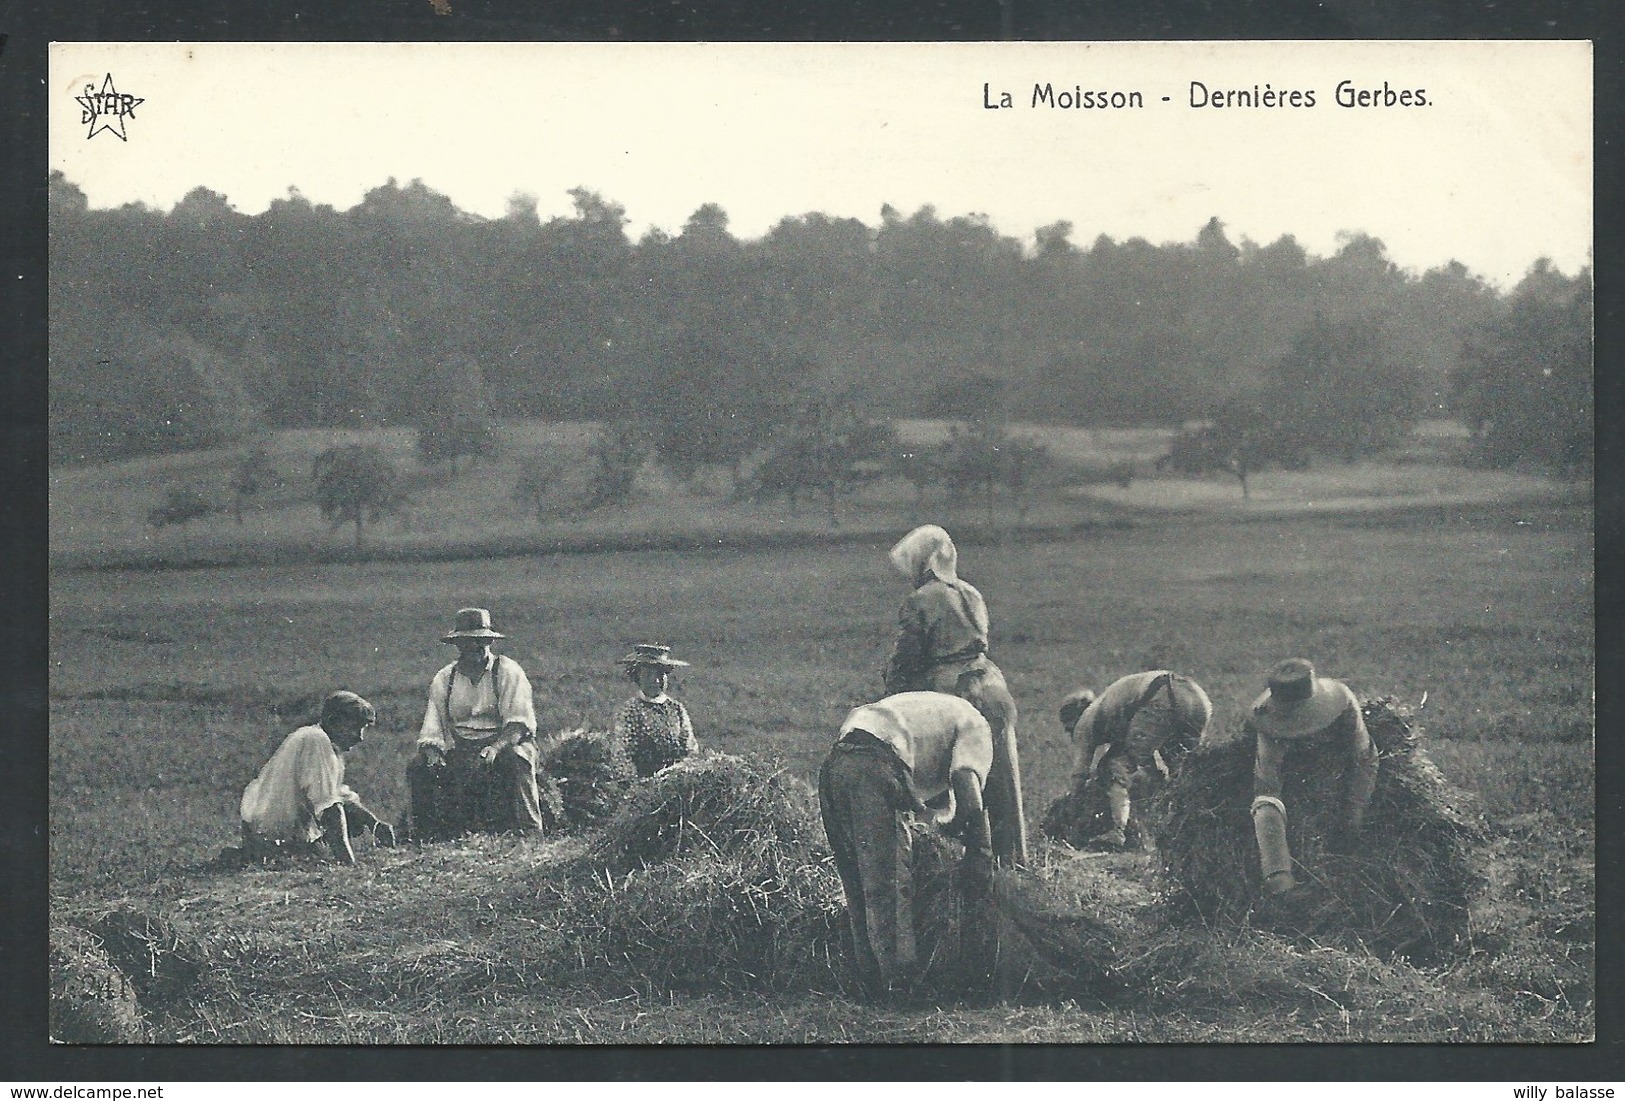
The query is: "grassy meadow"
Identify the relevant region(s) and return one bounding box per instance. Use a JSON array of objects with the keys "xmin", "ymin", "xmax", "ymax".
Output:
[{"xmin": 45, "ymin": 419, "xmax": 1593, "ymax": 1043}]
